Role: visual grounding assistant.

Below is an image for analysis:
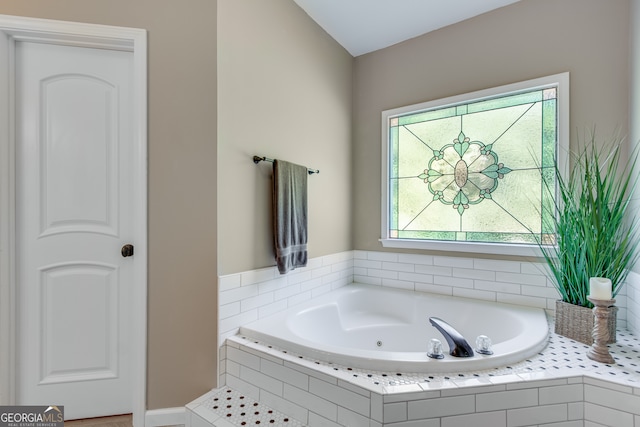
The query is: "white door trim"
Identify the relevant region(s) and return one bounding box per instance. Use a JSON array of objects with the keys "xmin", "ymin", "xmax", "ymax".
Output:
[{"xmin": 0, "ymin": 14, "xmax": 147, "ymax": 427}]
